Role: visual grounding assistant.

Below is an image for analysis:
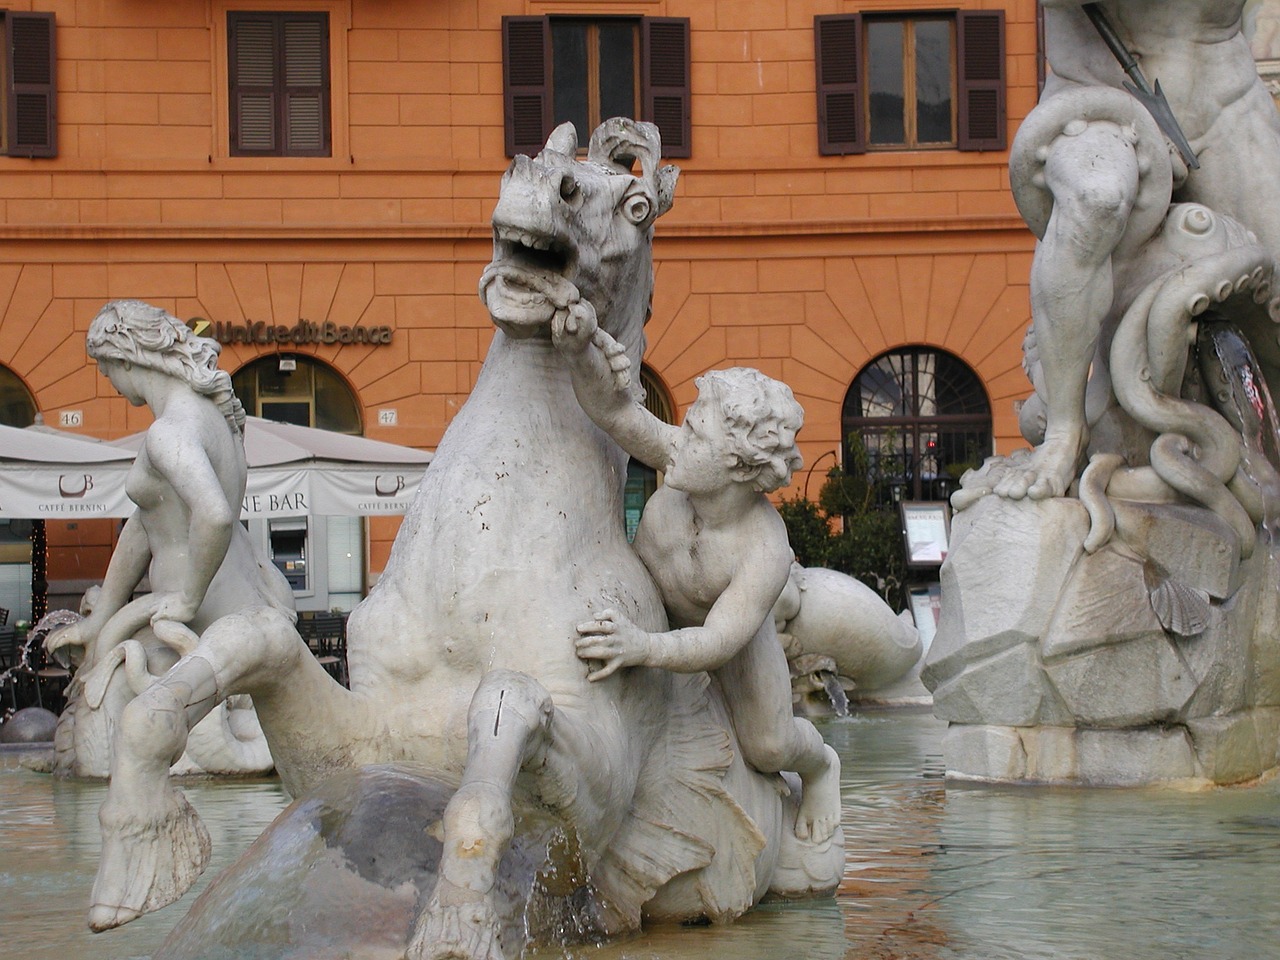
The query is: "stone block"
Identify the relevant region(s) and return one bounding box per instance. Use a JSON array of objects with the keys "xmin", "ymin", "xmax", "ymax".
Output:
[
  {"xmin": 1041, "ymin": 546, "xmax": 1162, "ymax": 660},
  {"xmin": 925, "ymin": 496, "xmax": 1088, "ymax": 688},
  {"xmin": 1178, "ymin": 602, "xmax": 1249, "ymax": 719},
  {"xmin": 931, "ymin": 641, "xmax": 1044, "ymax": 725},
  {"xmin": 1248, "ymin": 551, "xmax": 1280, "ymax": 707},
  {"xmin": 1112, "ymin": 500, "xmax": 1239, "ymax": 599},
  {"xmin": 941, "ymin": 724, "xmax": 1027, "ymax": 781},
  {"xmin": 1044, "ymin": 635, "xmax": 1197, "ymax": 726},
  {"xmin": 1187, "ymin": 713, "xmax": 1265, "ymax": 784},
  {"xmin": 1075, "ymin": 726, "xmax": 1197, "ymax": 784},
  {"xmin": 1254, "ymin": 707, "xmax": 1280, "ymax": 770},
  {"xmin": 1020, "ymin": 726, "xmax": 1079, "ymax": 782}
]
